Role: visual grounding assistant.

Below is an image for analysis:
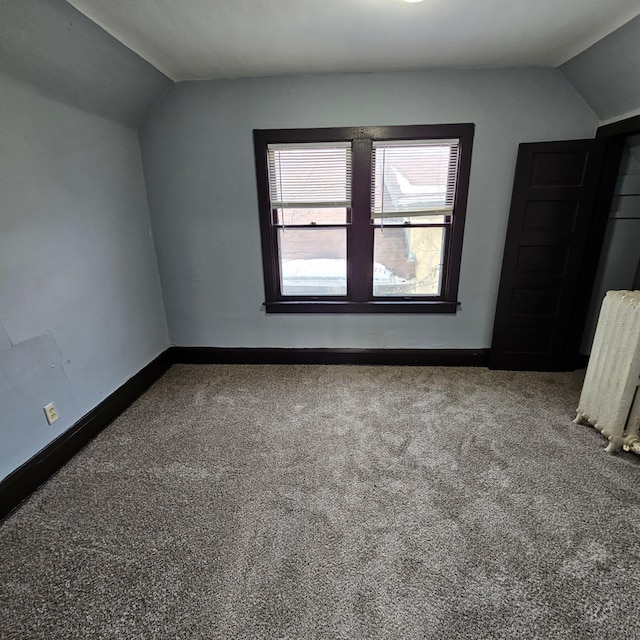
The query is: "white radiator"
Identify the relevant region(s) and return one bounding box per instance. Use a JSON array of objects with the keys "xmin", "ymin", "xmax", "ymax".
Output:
[{"xmin": 574, "ymin": 290, "xmax": 640, "ymax": 453}]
